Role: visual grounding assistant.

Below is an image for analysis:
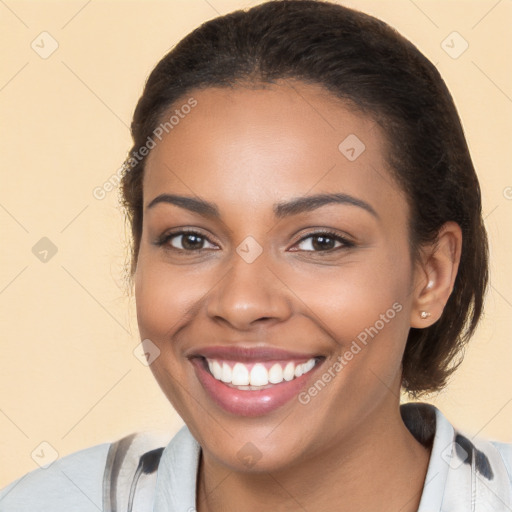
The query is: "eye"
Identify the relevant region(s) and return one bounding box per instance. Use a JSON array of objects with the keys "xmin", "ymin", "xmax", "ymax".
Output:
[
  {"xmin": 291, "ymin": 231, "xmax": 354, "ymax": 252},
  {"xmin": 156, "ymin": 230, "xmax": 218, "ymax": 251}
]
